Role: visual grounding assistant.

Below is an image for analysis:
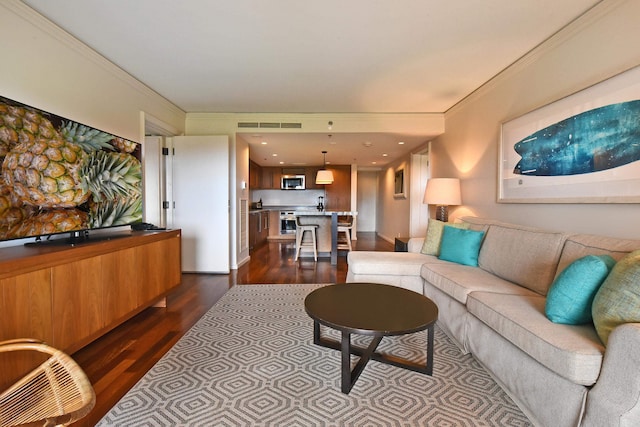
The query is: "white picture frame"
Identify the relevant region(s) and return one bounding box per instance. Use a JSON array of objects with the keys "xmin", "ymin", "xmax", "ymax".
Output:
[{"xmin": 498, "ymin": 66, "xmax": 640, "ymax": 203}]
